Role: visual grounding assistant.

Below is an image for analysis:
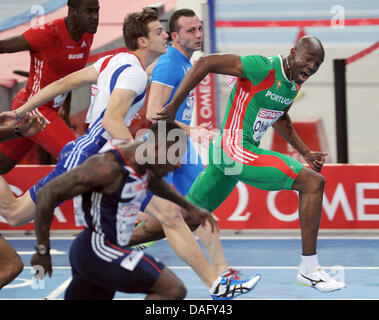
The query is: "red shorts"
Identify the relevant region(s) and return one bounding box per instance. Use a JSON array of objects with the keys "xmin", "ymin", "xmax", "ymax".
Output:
[{"xmin": 0, "ymin": 89, "xmax": 77, "ymax": 162}]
